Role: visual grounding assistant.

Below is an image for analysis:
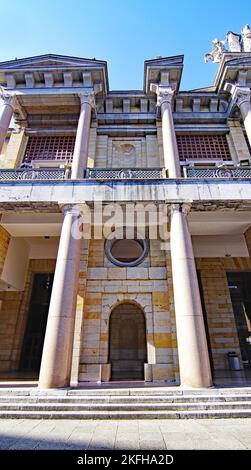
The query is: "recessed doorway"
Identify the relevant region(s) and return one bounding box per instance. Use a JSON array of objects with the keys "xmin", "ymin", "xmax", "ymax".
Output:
[
  {"xmin": 109, "ymin": 303, "xmax": 147, "ymax": 380},
  {"xmin": 19, "ymin": 273, "xmax": 54, "ymax": 374}
]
